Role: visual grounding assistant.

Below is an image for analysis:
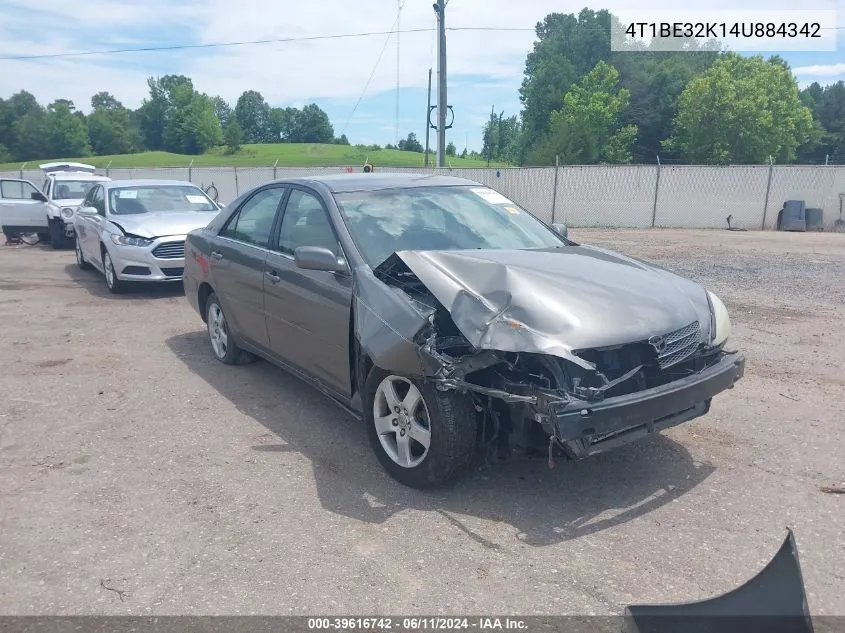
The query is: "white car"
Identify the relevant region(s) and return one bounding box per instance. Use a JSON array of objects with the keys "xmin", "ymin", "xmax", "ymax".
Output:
[
  {"xmin": 73, "ymin": 179, "xmax": 221, "ymax": 293},
  {"xmin": 41, "ymin": 163, "xmax": 111, "ymax": 248},
  {"xmin": 0, "ymin": 162, "xmax": 110, "ymax": 248}
]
